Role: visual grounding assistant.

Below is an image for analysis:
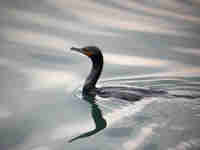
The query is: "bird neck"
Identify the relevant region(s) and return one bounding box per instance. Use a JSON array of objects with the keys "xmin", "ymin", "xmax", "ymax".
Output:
[{"xmin": 83, "ymin": 54, "xmax": 103, "ymax": 95}]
